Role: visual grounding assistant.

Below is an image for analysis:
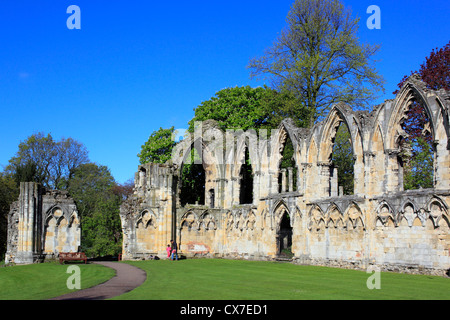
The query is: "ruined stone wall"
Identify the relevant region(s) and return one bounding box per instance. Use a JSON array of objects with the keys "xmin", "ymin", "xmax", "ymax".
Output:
[
  {"xmin": 120, "ymin": 75, "xmax": 450, "ymax": 275},
  {"xmin": 5, "ymin": 182, "xmax": 81, "ymax": 264}
]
